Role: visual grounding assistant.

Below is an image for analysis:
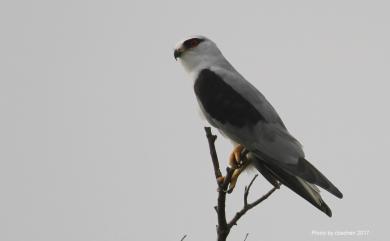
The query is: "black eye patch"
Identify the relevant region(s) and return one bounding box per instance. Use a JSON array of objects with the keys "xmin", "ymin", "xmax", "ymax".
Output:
[{"xmin": 183, "ymin": 38, "xmax": 204, "ymax": 49}]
